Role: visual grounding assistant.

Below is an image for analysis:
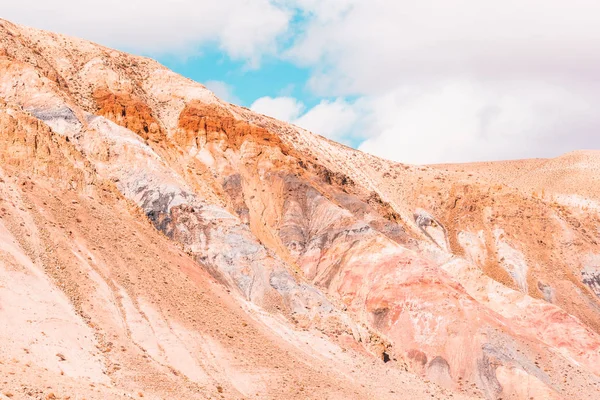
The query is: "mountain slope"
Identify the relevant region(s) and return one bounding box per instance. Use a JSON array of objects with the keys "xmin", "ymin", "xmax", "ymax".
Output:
[{"xmin": 1, "ymin": 18, "xmax": 600, "ymax": 399}]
